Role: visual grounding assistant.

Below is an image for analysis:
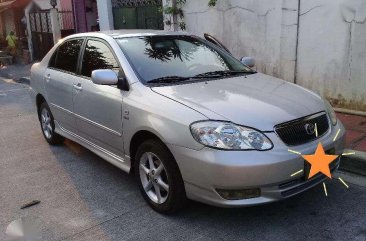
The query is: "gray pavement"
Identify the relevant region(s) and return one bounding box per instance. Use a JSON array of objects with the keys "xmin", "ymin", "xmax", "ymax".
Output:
[
  {"xmin": 1, "ymin": 77, "xmax": 366, "ymax": 241},
  {"xmin": 0, "ymin": 64, "xmax": 31, "ymax": 82}
]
